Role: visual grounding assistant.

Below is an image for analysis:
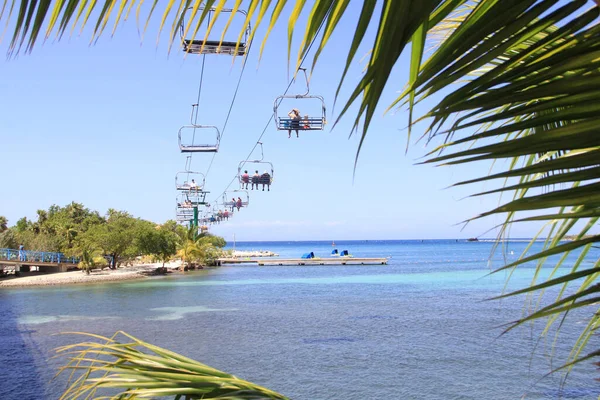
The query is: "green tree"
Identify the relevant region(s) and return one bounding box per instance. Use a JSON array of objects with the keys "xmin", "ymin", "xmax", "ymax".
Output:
[
  {"xmin": 0, "ymin": 216, "xmax": 8, "ymax": 232},
  {"xmin": 137, "ymin": 225, "xmax": 179, "ymax": 269},
  {"xmin": 80, "ymin": 210, "xmax": 140, "ymax": 269},
  {"xmin": 0, "ymin": 229, "xmax": 18, "ymax": 249}
]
